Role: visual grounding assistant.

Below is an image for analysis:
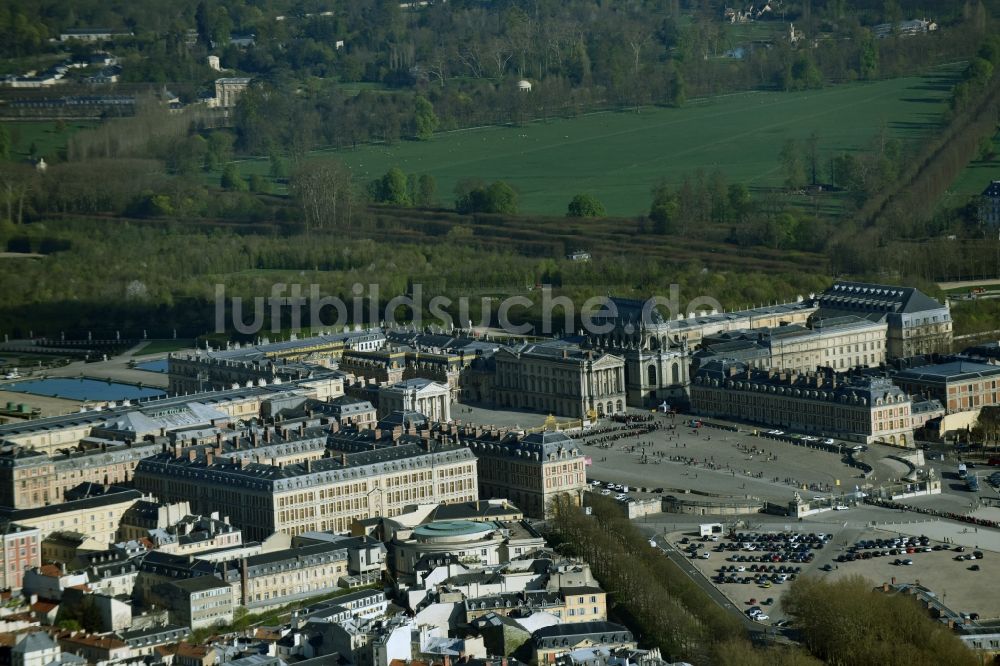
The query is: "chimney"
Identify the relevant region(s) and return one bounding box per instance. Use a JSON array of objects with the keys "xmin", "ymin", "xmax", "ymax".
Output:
[
  {"xmin": 240, "ymin": 558, "xmax": 249, "ymax": 605},
  {"xmin": 299, "ymin": 423, "xmax": 305, "ymax": 437},
  {"xmin": 174, "ymin": 444, "xmax": 183, "ymax": 458},
  {"xmin": 882, "ymin": 582, "xmax": 890, "ymax": 592},
  {"xmin": 188, "ymin": 449, "xmax": 197, "ymax": 462},
  {"xmin": 205, "ymin": 451, "xmax": 214, "ymax": 466},
  {"xmin": 374, "ymin": 428, "xmax": 382, "ymax": 440},
  {"xmin": 304, "ymin": 459, "xmax": 311, "ymax": 473},
  {"xmin": 216, "ymin": 432, "xmax": 222, "ymax": 447},
  {"xmin": 341, "ymin": 453, "xmax": 348, "ymax": 467},
  {"xmin": 392, "ymin": 426, "xmax": 402, "ymax": 441},
  {"xmin": 891, "ymin": 577, "xmax": 896, "ymax": 586},
  {"xmin": 240, "ymin": 457, "xmax": 250, "ymax": 469}
]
